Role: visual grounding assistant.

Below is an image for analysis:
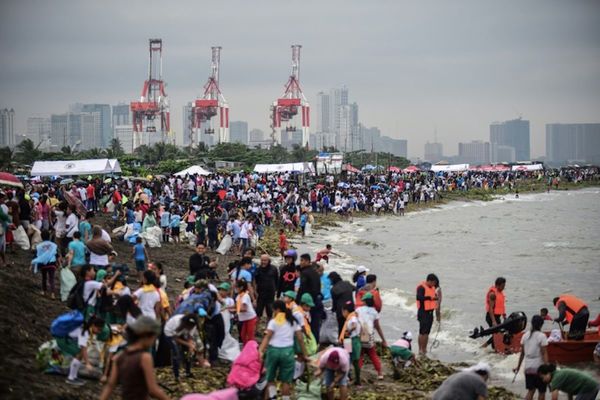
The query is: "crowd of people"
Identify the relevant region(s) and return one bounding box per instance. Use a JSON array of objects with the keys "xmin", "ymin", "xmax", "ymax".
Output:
[{"xmin": 0, "ymin": 165, "xmax": 599, "ymax": 400}]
